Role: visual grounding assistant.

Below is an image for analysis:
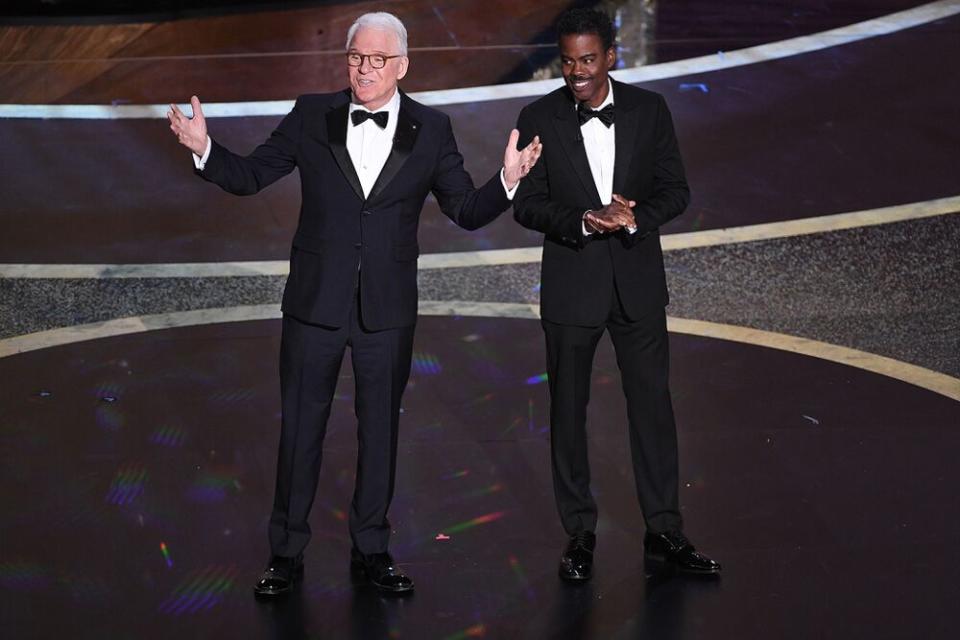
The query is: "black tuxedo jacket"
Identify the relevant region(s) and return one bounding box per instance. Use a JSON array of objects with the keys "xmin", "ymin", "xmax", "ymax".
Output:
[
  {"xmin": 199, "ymin": 89, "xmax": 510, "ymax": 330},
  {"xmin": 513, "ymin": 80, "xmax": 689, "ymax": 326}
]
